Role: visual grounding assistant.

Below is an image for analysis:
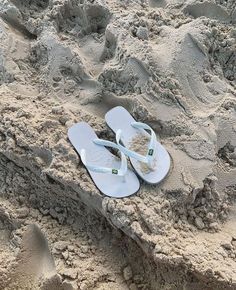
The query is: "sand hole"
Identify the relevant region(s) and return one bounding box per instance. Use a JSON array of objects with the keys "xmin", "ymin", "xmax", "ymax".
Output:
[
  {"xmin": 57, "ymin": 2, "xmax": 111, "ymax": 36},
  {"xmin": 218, "ymin": 142, "xmax": 236, "ymax": 167},
  {"xmin": 84, "ymin": 4, "xmax": 111, "ymax": 35}
]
